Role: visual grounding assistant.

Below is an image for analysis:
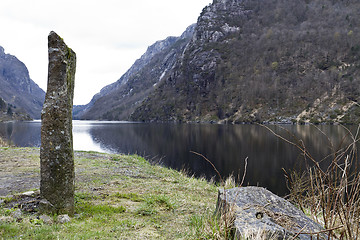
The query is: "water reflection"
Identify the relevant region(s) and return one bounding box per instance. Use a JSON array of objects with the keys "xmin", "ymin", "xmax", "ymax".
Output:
[
  {"xmin": 0, "ymin": 121, "xmax": 357, "ymax": 196},
  {"xmin": 72, "ymin": 122, "xmax": 109, "ymax": 153},
  {"xmin": 0, "ymin": 121, "xmax": 41, "ymax": 147}
]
